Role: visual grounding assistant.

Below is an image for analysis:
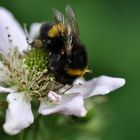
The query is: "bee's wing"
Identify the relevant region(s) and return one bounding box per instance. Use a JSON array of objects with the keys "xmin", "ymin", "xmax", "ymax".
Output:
[
  {"xmin": 53, "ymin": 5, "xmax": 79, "ymax": 56},
  {"xmin": 65, "ymin": 4, "xmax": 80, "ymax": 40},
  {"xmin": 53, "ymin": 8, "xmax": 71, "ymax": 55},
  {"xmin": 65, "ymin": 22, "xmax": 73, "ymax": 56},
  {"xmin": 53, "ymin": 8, "xmax": 65, "ymax": 24}
]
